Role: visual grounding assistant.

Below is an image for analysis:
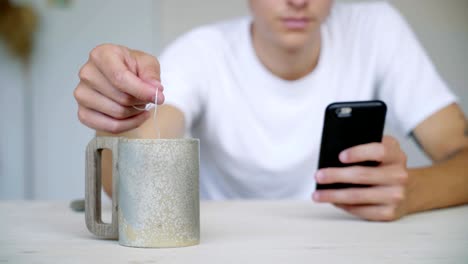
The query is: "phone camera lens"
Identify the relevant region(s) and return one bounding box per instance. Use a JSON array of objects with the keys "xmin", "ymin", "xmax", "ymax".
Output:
[{"xmin": 336, "ymin": 107, "xmax": 352, "ymax": 118}]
